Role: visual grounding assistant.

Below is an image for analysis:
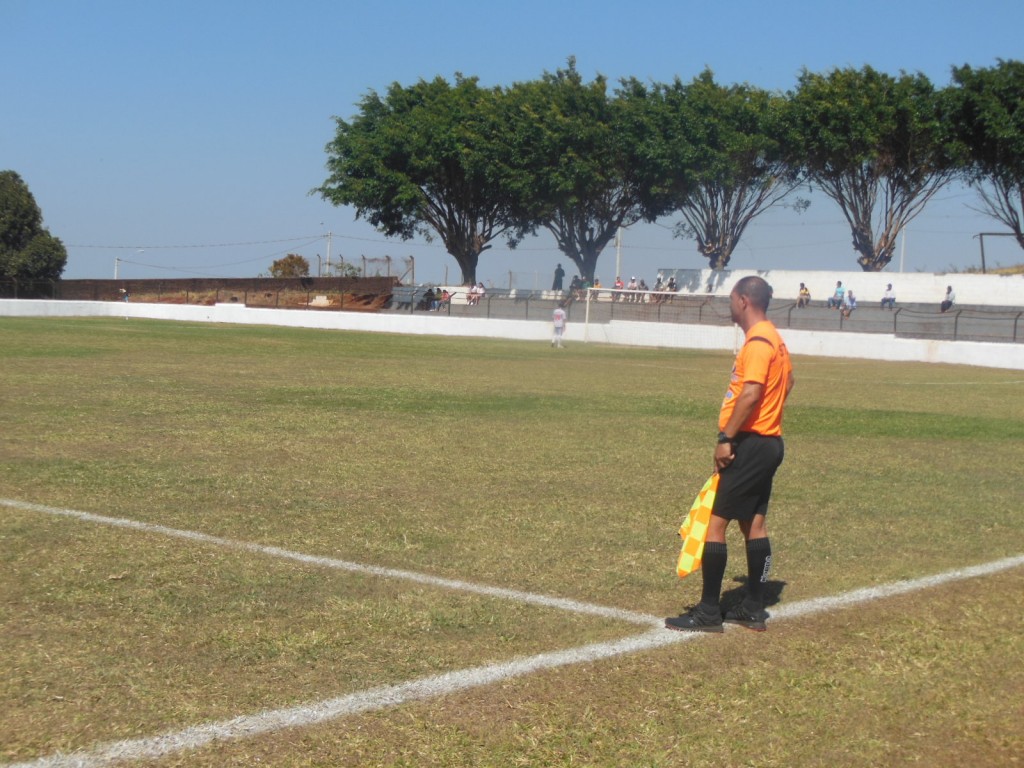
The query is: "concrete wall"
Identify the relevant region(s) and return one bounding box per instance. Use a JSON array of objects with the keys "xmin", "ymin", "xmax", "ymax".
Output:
[
  {"xmin": 660, "ymin": 268, "xmax": 1024, "ymax": 308},
  {"xmin": 3, "ymin": 298, "xmax": 1023, "ymax": 370}
]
